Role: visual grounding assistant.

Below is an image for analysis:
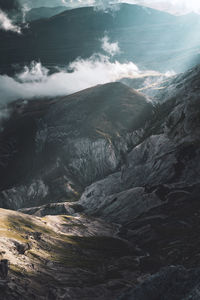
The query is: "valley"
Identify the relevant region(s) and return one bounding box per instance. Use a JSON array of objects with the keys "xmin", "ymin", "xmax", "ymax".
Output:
[{"xmin": 0, "ymin": 2, "xmax": 200, "ymax": 300}]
